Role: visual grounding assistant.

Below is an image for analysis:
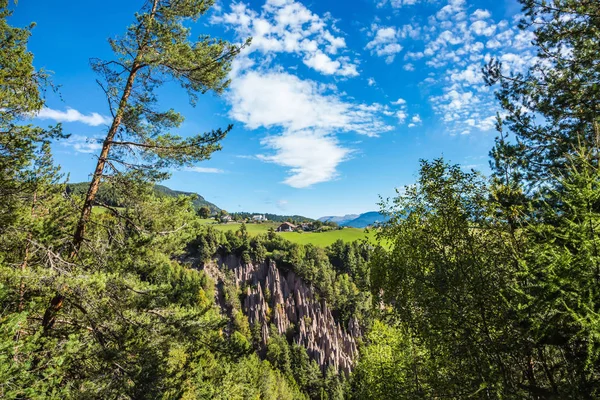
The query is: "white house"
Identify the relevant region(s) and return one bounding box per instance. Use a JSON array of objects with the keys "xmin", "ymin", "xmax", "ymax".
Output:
[{"xmin": 252, "ymin": 214, "xmax": 267, "ymax": 222}]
